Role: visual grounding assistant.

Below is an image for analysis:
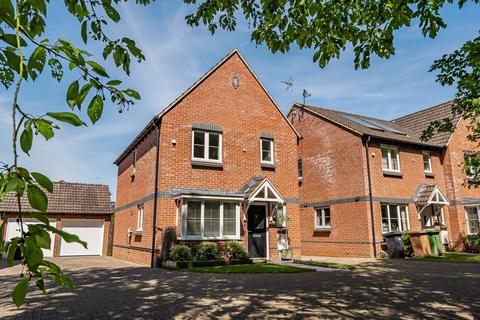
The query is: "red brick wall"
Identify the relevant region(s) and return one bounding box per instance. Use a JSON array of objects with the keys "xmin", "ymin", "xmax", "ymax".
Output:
[
  {"xmin": 113, "ymin": 52, "xmax": 301, "ymax": 264},
  {"xmin": 443, "ymin": 118, "xmax": 480, "ymax": 245}
]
